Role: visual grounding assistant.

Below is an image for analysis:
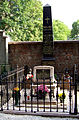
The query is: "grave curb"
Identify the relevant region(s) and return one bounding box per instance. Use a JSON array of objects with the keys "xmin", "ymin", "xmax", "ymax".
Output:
[{"xmin": 0, "ymin": 110, "xmax": 79, "ymax": 119}]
